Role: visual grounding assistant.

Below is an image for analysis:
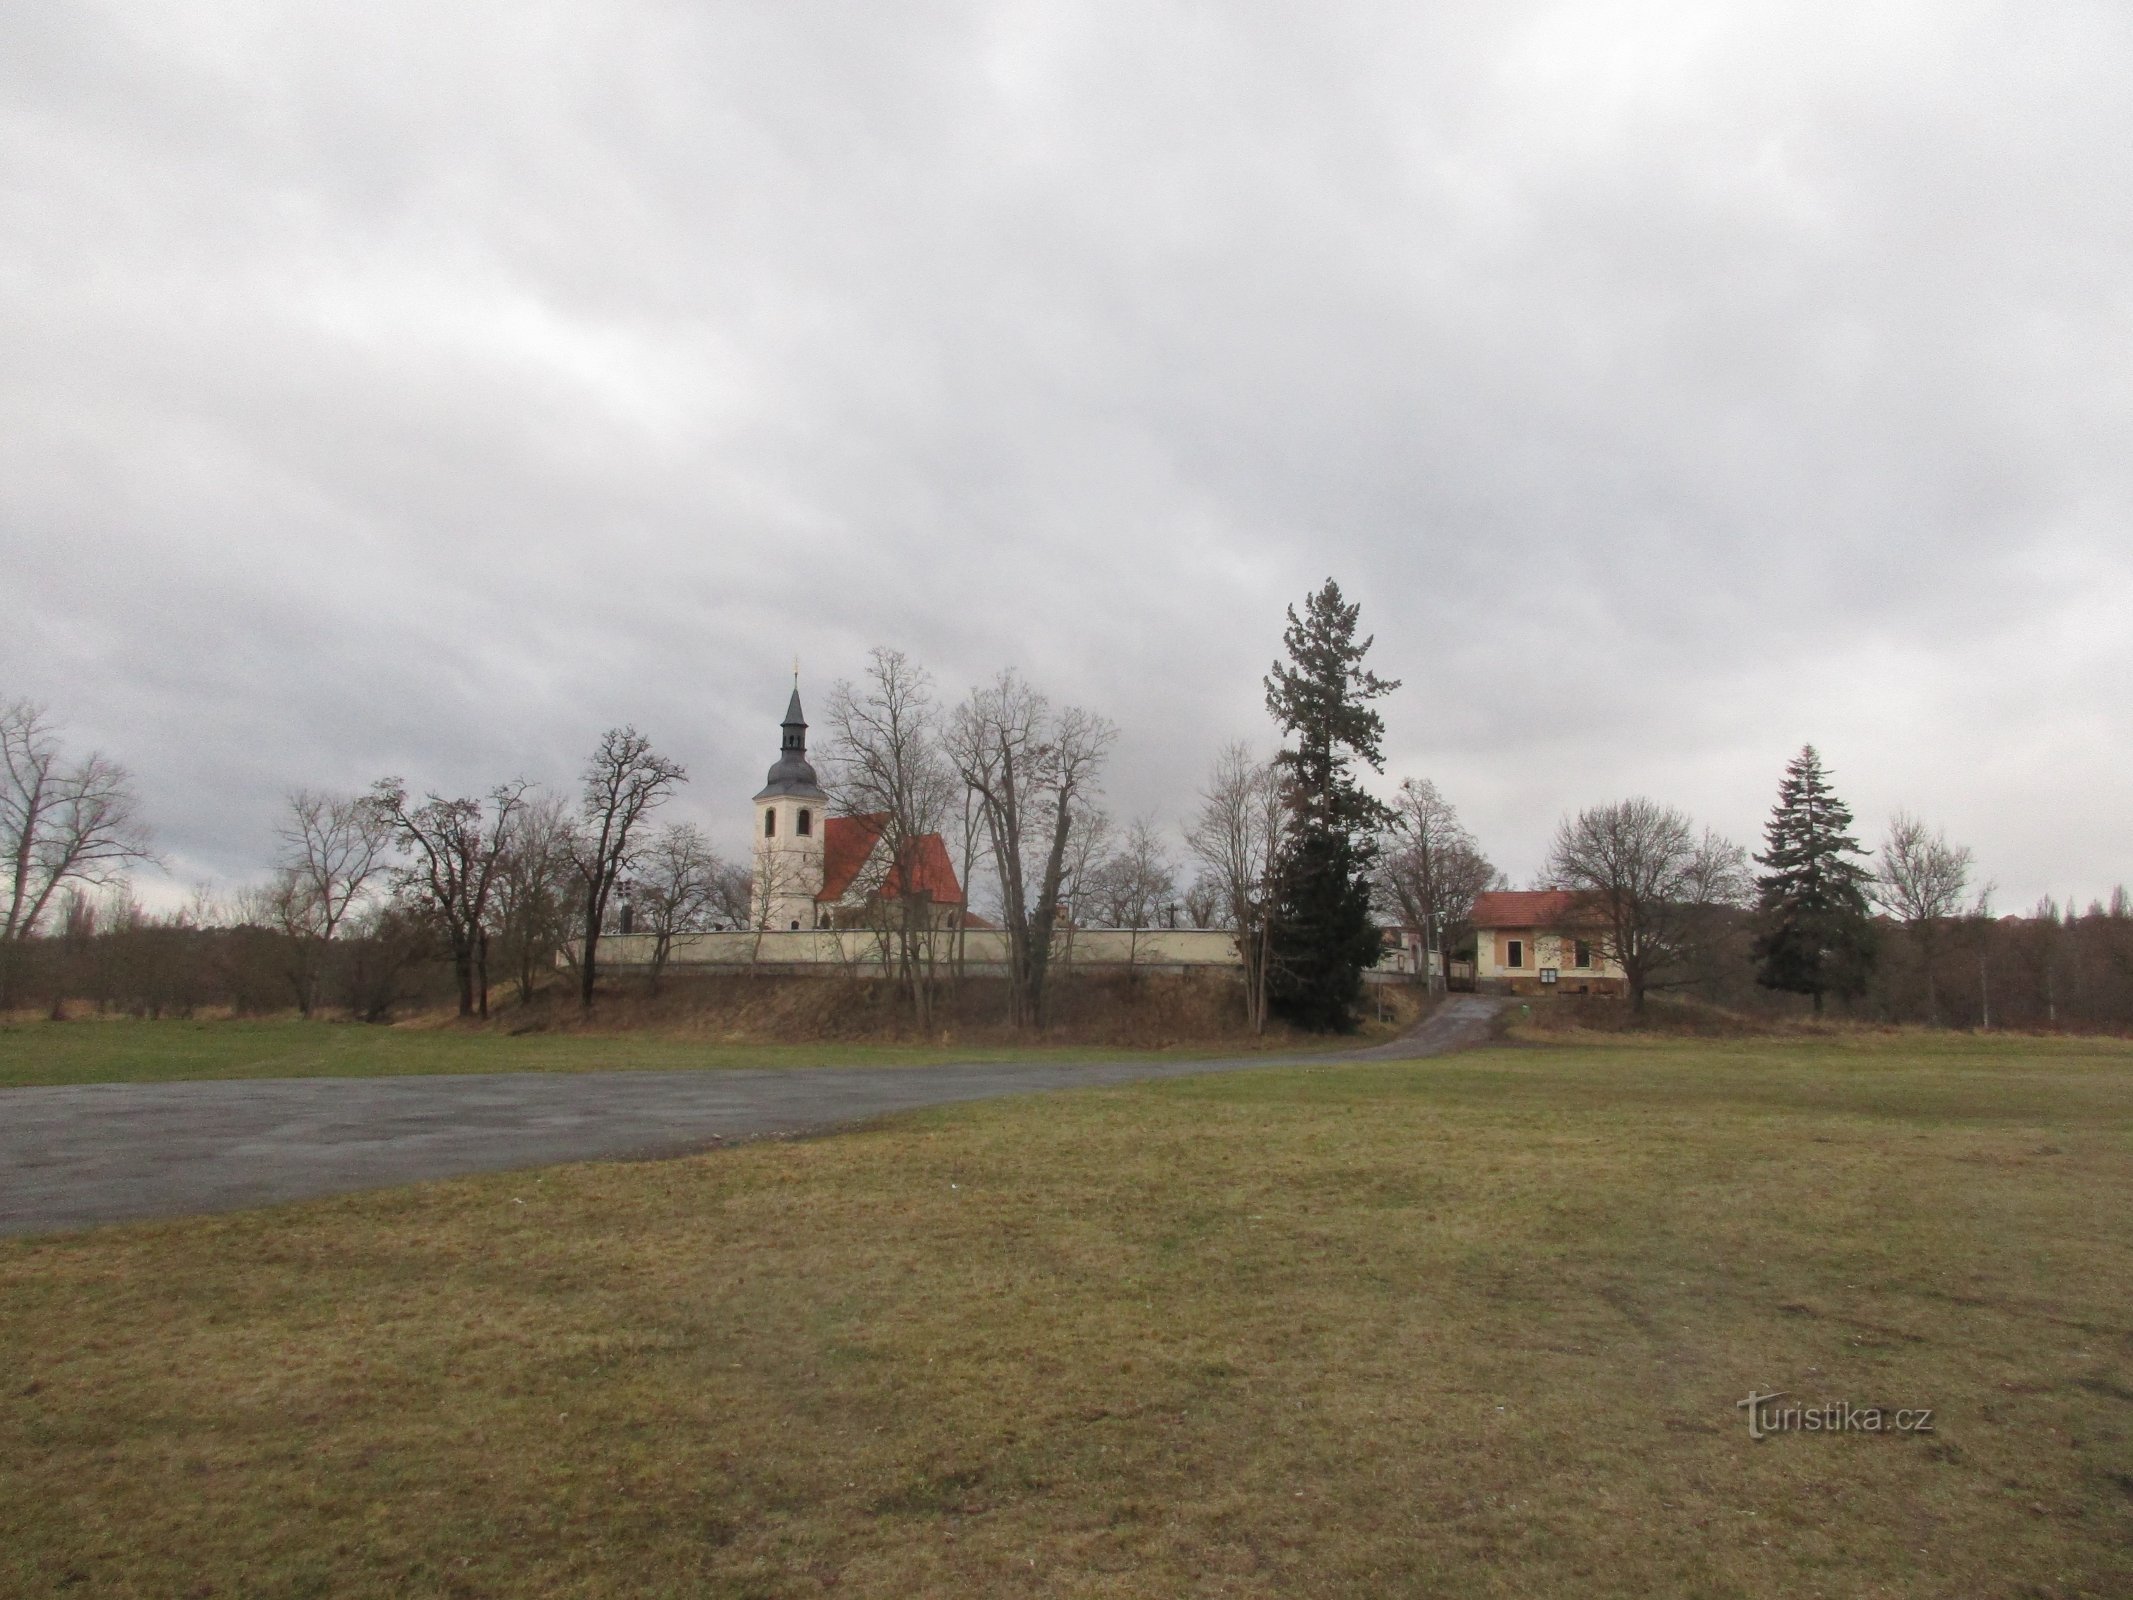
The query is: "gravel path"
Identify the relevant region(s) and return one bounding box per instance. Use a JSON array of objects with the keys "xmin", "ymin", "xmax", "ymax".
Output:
[{"xmin": 0, "ymin": 996, "xmax": 1505, "ymax": 1236}]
